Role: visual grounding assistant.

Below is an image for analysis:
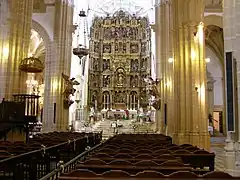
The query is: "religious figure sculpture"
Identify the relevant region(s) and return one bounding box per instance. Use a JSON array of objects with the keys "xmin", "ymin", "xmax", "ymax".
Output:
[
  {"xmin": 89, "ymin": 107, "xmax": 95, "ymax": 117},
  {"xmin": 62, "ymin": 73, "xmax": 80, "ymax": 108},
  {"xmin": 118, "ymin": 74, "xmax": 124, "ymax": 85},
  {"xmin": 144, "ymin": 77, "xmax": 161, "ymax": 110}
]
